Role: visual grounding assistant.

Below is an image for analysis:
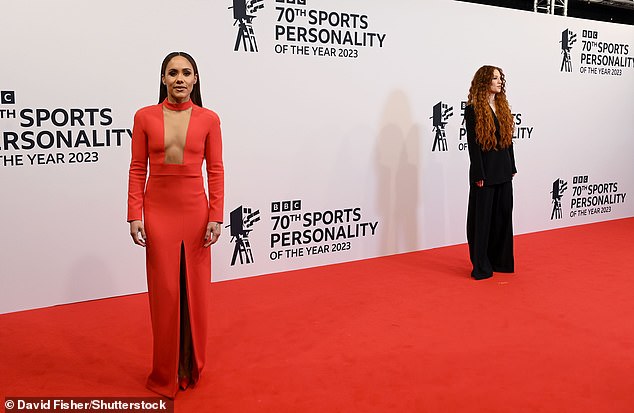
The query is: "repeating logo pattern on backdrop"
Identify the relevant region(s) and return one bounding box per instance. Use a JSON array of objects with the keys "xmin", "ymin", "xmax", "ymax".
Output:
[
  {"xmin": 428, "ymin": 101, "xmax": 534, "ymax": 153},
  {"xmin": 0, "ymin": 91, "xmax": 130, "ymax": 168},
  {"xmin": 269, "ymin": 199, "xmax": 378, "ymax": 261},
  {"xmin": 229, "ymin": 0, "xmax": 265, "ymax": 52},
  {"xmin": 226, "ymin": 0, "xmax": 387, "ymax": 59},
  {"xmin": 225, "ymin": 199, "xmax": 379, "ymax": 266},
  {"xmin": 557, "ymin": 27, "xmax": 632, "ymax": 76},
  {"xmin": 548, "ymin": 175, "xmax": 627, "ymax": 220}
]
